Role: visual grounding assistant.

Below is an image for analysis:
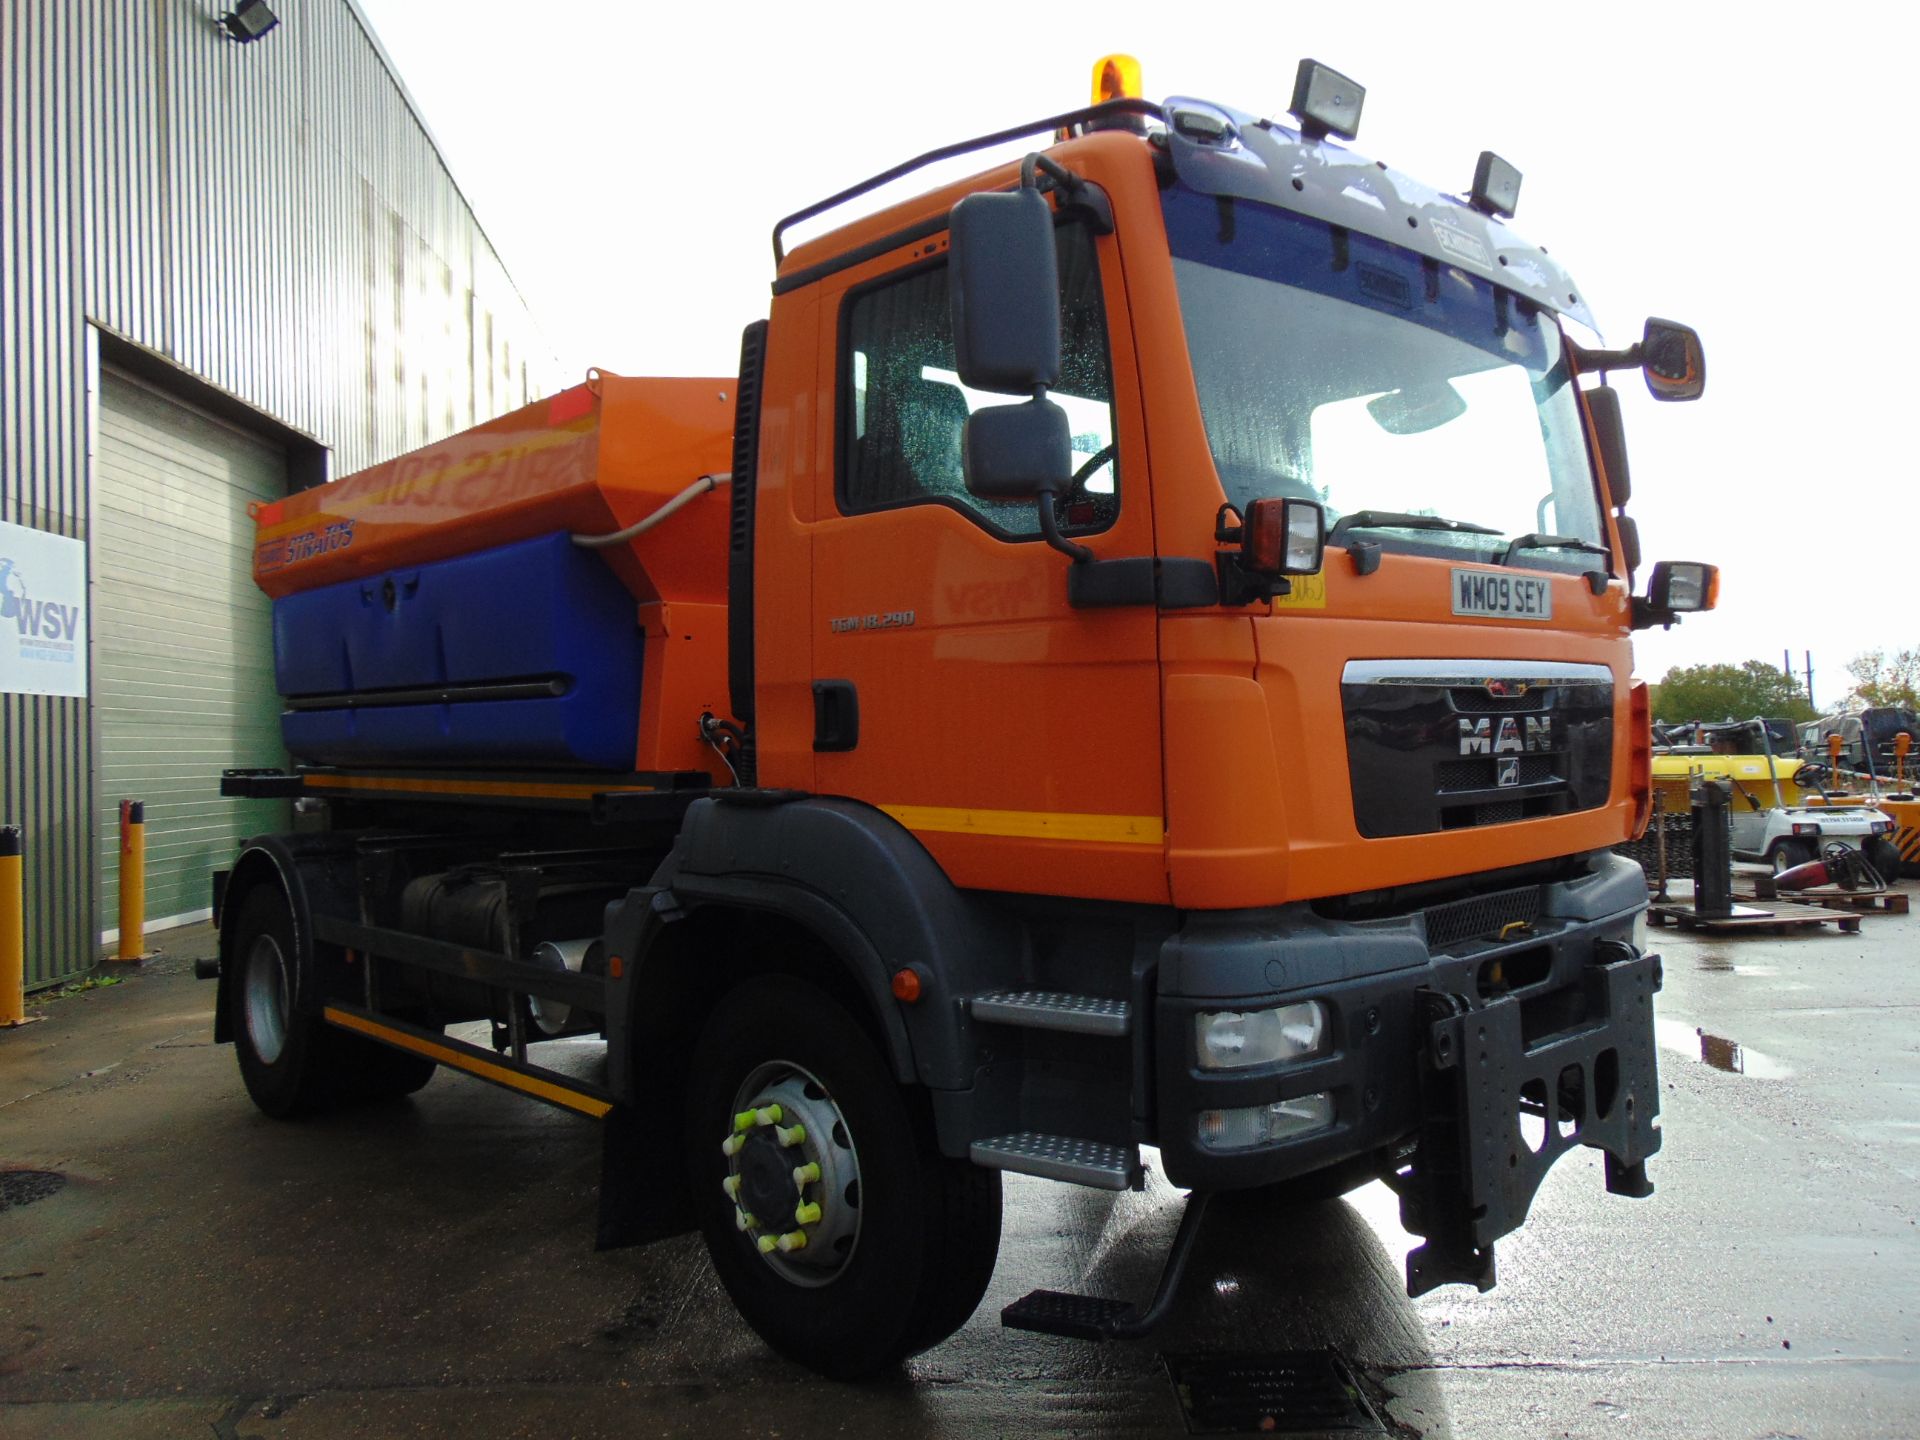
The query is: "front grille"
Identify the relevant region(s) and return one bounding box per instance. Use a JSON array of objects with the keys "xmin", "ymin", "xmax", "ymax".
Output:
[
  {"xmin": 1423, "ymin": 884, "xmax": 1542, "ymax": 951},
  {"xmin": 1341, "ymin": 661, "xmax": 1614, "ymax": 838}
]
